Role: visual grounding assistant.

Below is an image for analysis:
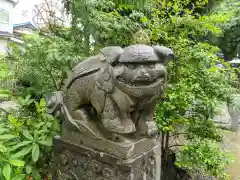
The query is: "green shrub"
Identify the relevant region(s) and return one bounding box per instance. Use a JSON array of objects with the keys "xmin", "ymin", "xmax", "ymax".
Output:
[
  {"xmin": 7, "ymin": 33, "xmax": 80, "ymax": 99},
  {"xmin": 0, "ymin": 95, "xmax": 59, "ymax": 180},
  {"xmin": 0, "ymin": 64, "xmax": 59, "ymax": 179}
]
